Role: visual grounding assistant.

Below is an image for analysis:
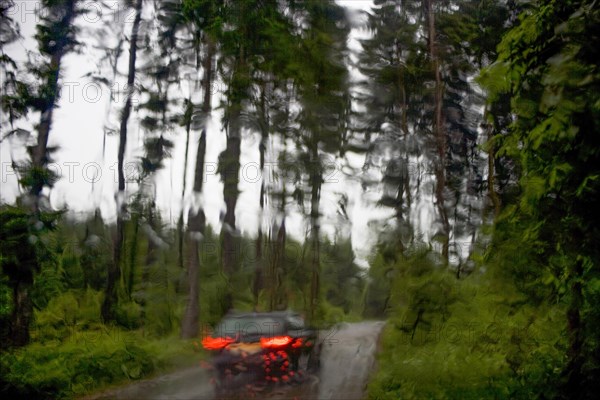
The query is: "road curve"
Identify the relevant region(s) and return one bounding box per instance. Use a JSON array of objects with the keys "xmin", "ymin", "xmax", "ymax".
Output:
[{"xmin": 89, "ymin": 321, "xmax": 385, "ymax": 400}]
